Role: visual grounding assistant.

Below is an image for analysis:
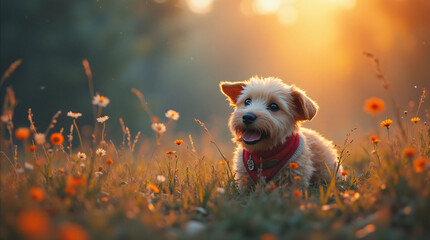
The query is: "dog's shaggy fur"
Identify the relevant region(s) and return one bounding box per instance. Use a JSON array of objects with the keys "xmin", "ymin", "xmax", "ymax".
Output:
[{"xmin": 220, "ymin": 76, "xmax": 340, "ymax": 191}]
